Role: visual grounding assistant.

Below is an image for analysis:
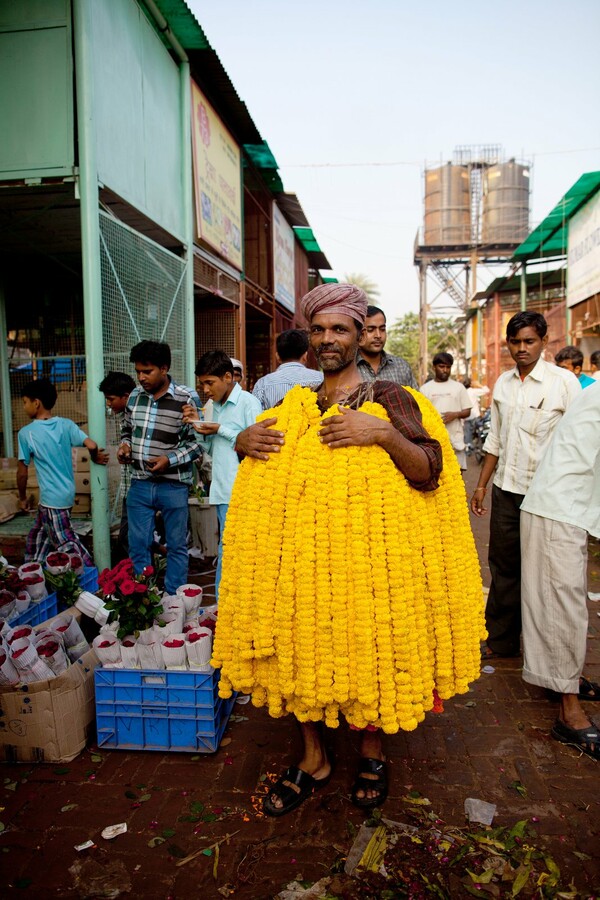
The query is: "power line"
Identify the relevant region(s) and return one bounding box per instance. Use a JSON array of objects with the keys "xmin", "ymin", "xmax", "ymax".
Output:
[{"xmin": 281, "ymin": 146, "xmax": 600, "ymax": 169}]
